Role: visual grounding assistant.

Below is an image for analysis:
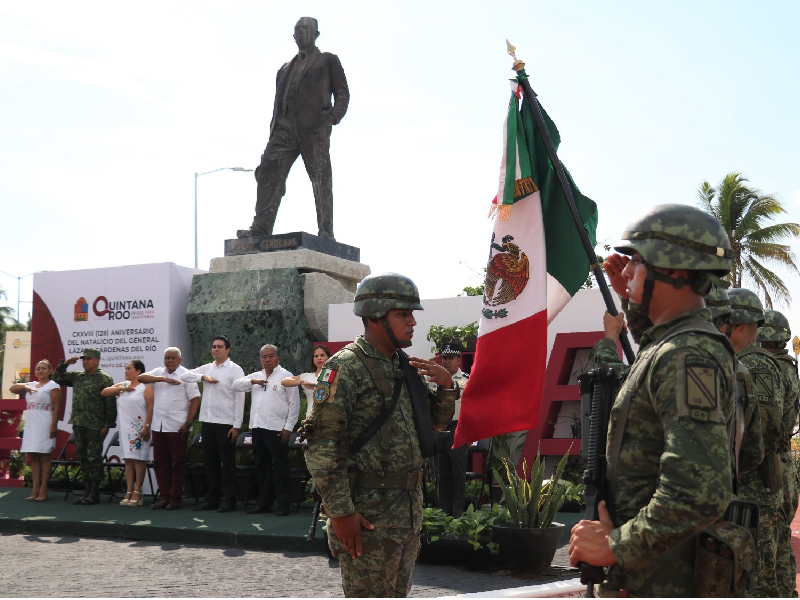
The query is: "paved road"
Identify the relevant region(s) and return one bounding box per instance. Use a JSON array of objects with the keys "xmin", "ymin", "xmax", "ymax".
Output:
[{"xmin": 0, "ymin": 533, "xmax": 535, "ymax": 598}]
